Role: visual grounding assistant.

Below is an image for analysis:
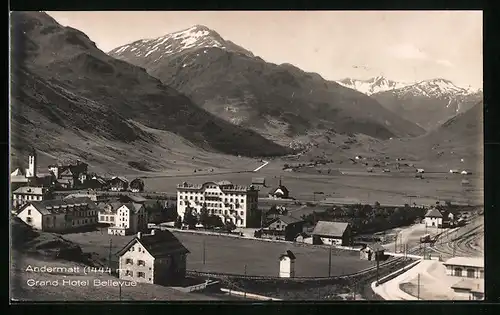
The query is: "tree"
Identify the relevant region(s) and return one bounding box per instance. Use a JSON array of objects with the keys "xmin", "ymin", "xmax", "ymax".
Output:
[
  {"xmin": 199, "ymin": 204, "xmax": 210, "ymax": 228},
  {"xmin": 183, "ymin": 207, "xmax": 198, "ymax": 229},
  {"xmin": 224, "ymin": 220, "xmax": 237, "ymax": 233},
  {"xmin": 174, "ymin": 216, "xmax": 182, "ymax": 228},
  {"xmin": 164, "ymin": 206, "xmax": 178, "ymax": 222}
]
